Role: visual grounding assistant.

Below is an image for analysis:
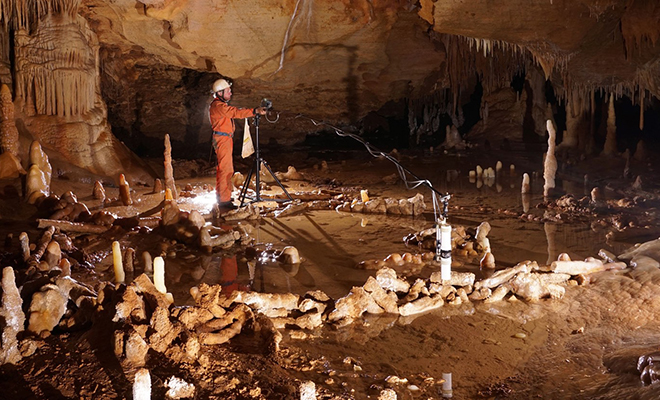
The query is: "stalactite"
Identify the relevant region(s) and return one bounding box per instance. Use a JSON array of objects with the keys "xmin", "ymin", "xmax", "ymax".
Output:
[
  {"xmin": 9, "ymin": 1, "xmax": 97, "ymax": 118},
  {"xmin": 603, "ymin": 94, "xmax": 618, "ymax": 156}
]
